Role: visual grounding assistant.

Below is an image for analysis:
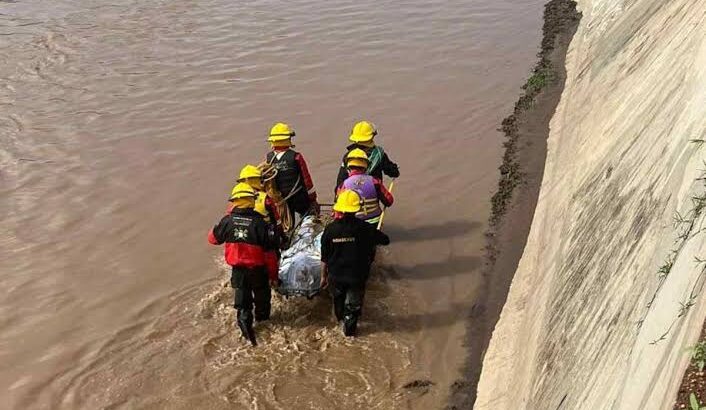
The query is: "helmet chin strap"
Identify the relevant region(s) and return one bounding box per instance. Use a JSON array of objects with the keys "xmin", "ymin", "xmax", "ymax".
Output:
[{"xmin": 271, "ymin": 141, "xmax": 294, "ymax": 150}]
